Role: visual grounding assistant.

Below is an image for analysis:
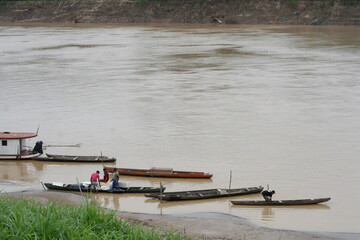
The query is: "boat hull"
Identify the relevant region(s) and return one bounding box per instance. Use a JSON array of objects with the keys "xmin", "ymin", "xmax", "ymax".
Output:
[
  {"xmin": 231, "ymin": 197, "xmax": 331, "ymax": 206},
  {"xmin": 44, "ymin": 182, "xmax": 164, "ymax": 193},
  {"xmin": 145, "ymin": 186, "xmax": 263, "ymax": 201},
  {"xmin": 0, "ymin": 152, "xmax": 40, "ymax": 160},
  {"xmin": 105, "ymin": 167, "xmax": 213, "ymax": 178},
  {"xmin": 35, "ymin": 154, "xmax": 116, "ymax": 163}
]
